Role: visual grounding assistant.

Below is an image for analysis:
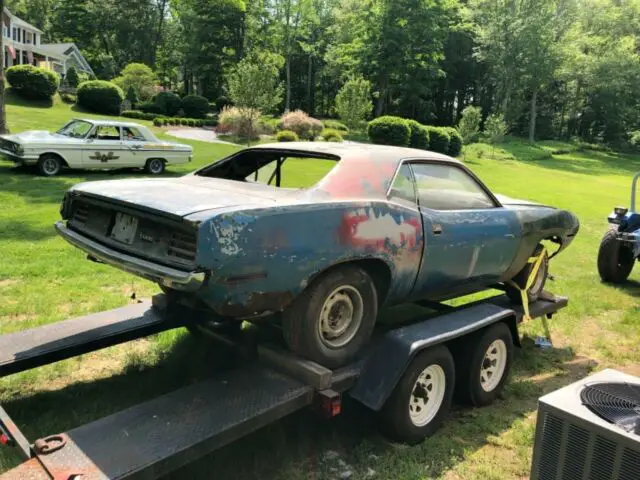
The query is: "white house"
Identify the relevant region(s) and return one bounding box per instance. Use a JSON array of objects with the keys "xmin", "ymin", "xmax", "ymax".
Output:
[{"xmin": 2, "ymin": 8, "xmax": 94, "ymax": 77}]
